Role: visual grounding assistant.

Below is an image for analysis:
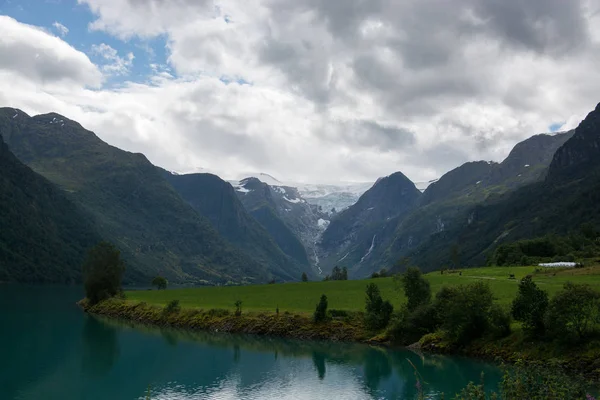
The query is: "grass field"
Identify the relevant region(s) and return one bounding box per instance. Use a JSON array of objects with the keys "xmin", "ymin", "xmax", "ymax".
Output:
[{"xmin": 126, "ymin": 265, "xmax": 600, "ymax": 314}]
